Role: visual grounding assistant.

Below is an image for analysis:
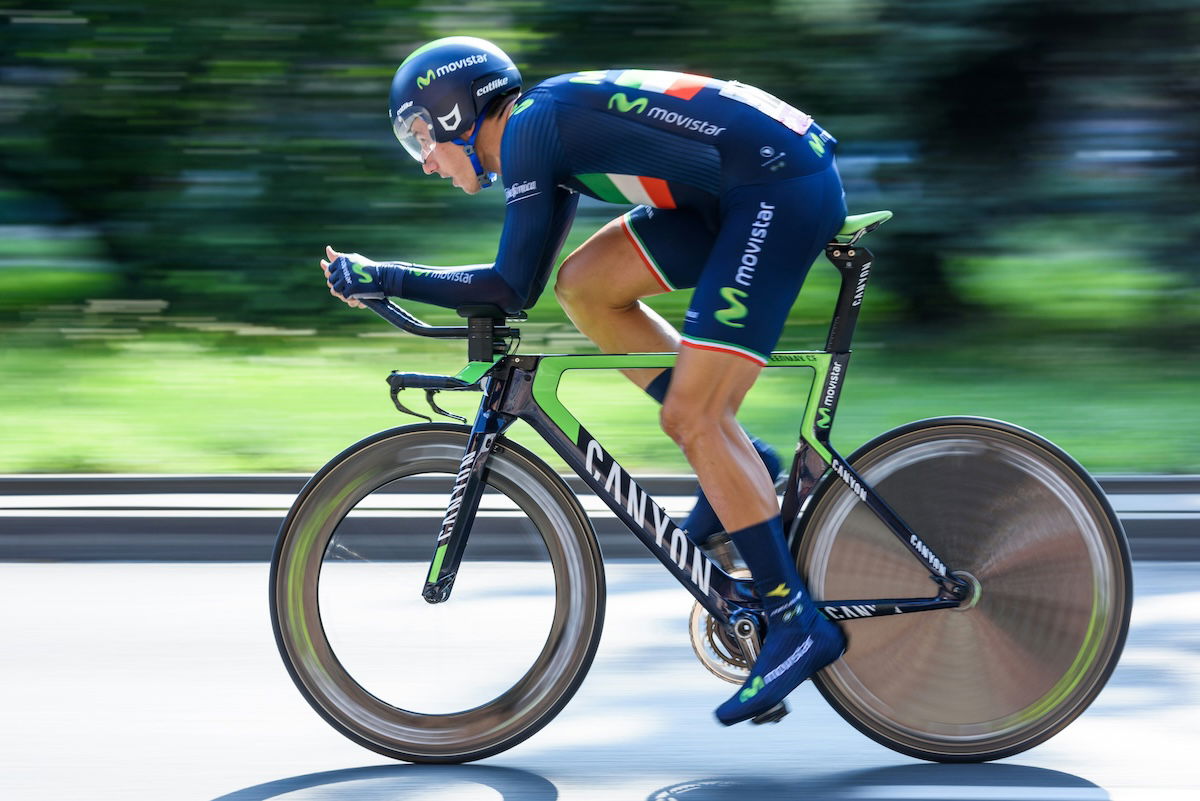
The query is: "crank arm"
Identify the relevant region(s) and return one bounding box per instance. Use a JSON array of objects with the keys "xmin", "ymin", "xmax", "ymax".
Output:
[{"xmin": 731, "ymin": 613, "xmax": 762, "ymax": 663}]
